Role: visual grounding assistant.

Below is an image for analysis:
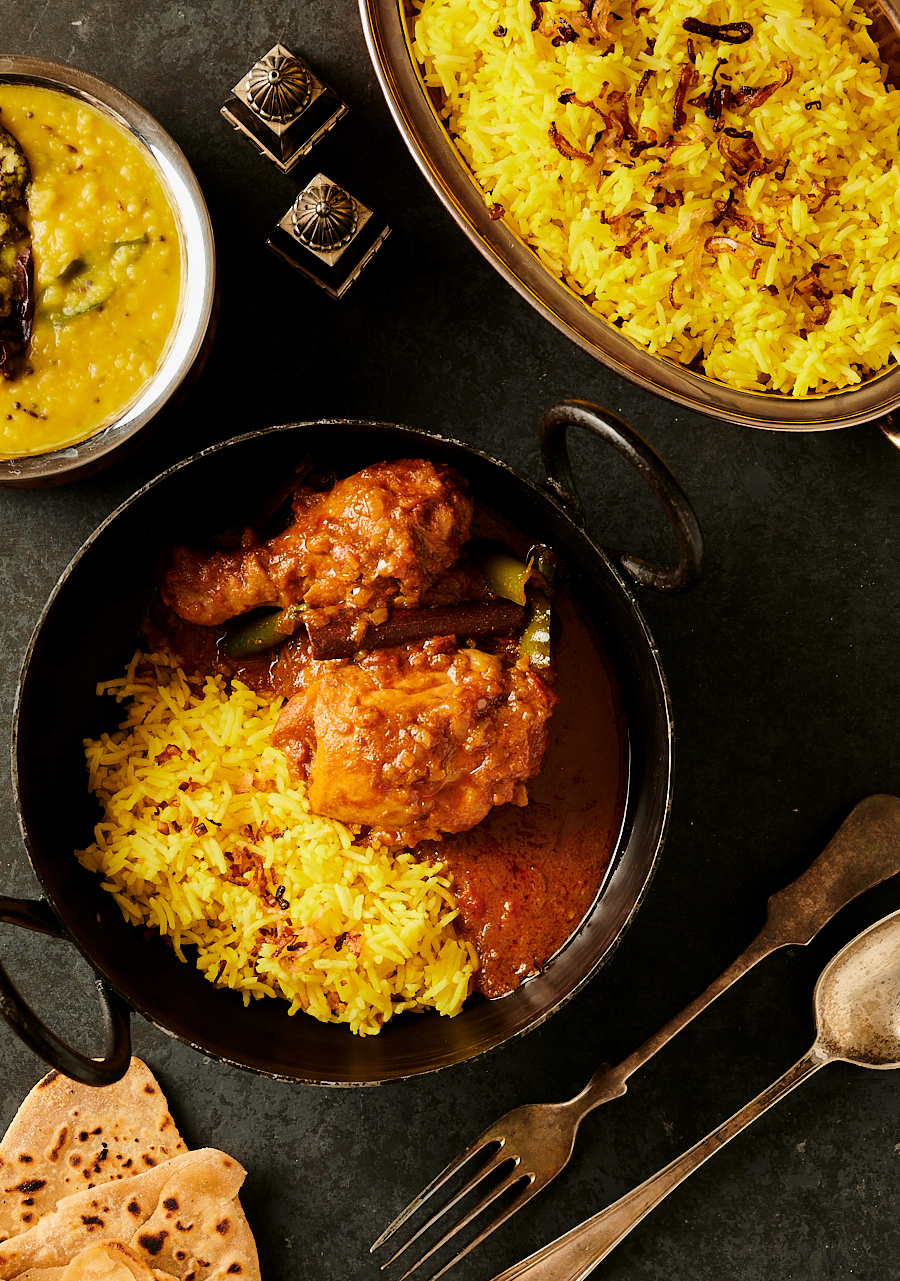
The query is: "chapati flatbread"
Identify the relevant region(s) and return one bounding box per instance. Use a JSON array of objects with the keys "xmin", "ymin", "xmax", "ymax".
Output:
[
  {"xmin": 0, "ymin": 1061, "xmax": 187, "ymax": 1243},
  {"xmin": 16, "ymin": 1238, "xmax": 176, "ymax": 1280},
  {"xmin": 0, "ymin": 1149, "xmax": 259, "ymax": 1281}
]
